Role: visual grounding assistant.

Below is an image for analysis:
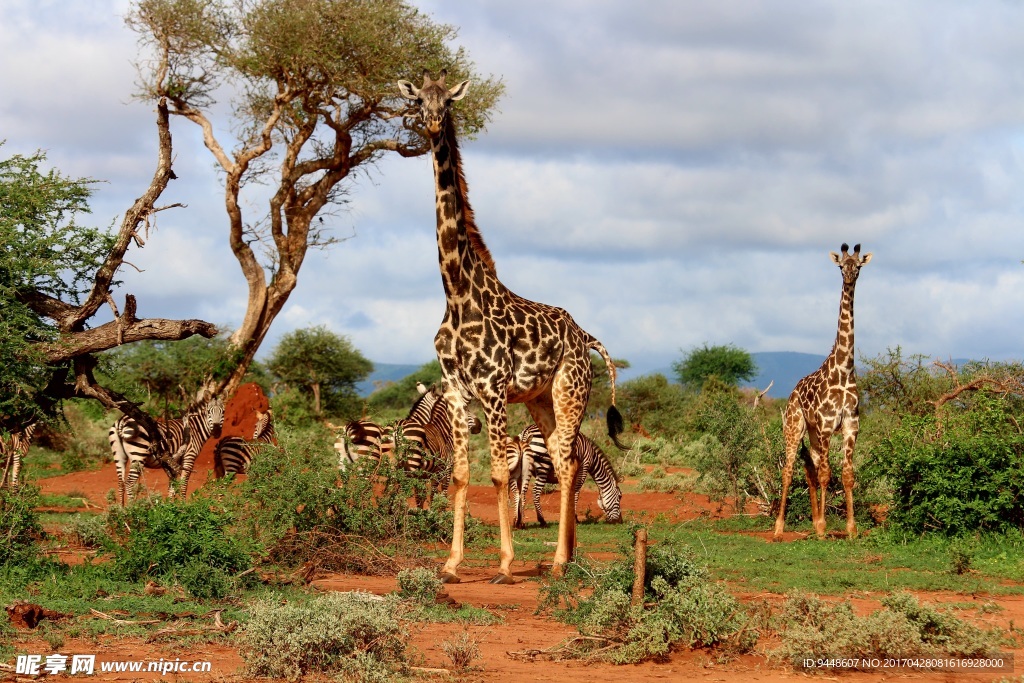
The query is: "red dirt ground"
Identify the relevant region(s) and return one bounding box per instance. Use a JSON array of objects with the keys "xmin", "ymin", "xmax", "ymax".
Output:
[{"xmin": 15, "ymin": 401, "xmax": 1024, "ymax": 682}]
